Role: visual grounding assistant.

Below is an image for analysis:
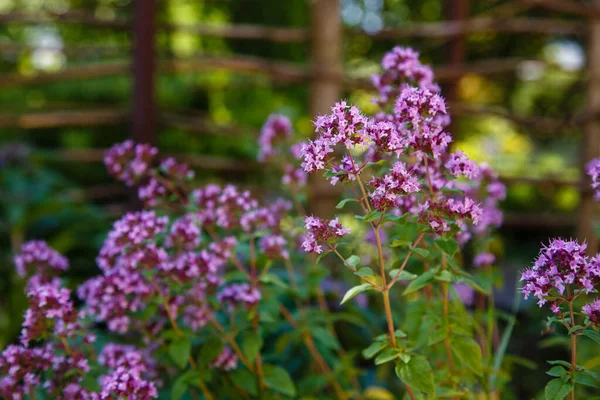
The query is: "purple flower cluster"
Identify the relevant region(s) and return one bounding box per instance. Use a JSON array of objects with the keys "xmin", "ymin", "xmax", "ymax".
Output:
[
  {"xmin": 105, "ymin": 140, "xmax": 158, "ymax": 186},
  {"xmin": 446, "ymin": 151, "xmax": 480, "ymax": 180},
  {"xmin": 260, "ymin": 234, "xmax": 289, "ymax": 260},
  {"xmin": 21, "ymin": 283, "xmax": 79, "ymax": 345},
  {"xmin": 372, "ymin": 46, "xmax": 438, "ymax": 105},
  {"xmin": 521, "ymin": 239, "xmax": 600, "ymax": 308},
  {"xmin": 301, "ymin": 216, "xmax": 351, "ymax": 254},
  {"xmin": 0, "ymin": 344, "xmax": 53, "ymax": 398},
  {"xmin": 99, "ymin": 367, "xmax": 158, "ymax": 400},
  {"xmin": 586, "ymin": 158, "xmax": 600, "ymax": 201},
  {"xmin": 218, "ymin": 283, "xmax": 261, "ymax": 309},
  {"xmin": 583, "ymin": 299, "xmax": 600, "ymax": 327},
  {"xmin": 258, "ymin": 114, "xmax": 293, "ymax": 161},
  {"xmin": 369, "ymin": 162, "xmax": 420, "ymax": 211},
  {"xmin": 210, "ymin": 347, "xmax": 238, "ymax": 371},
  {"xmin": 14, "ymin": 240, "xmax": 68, "ymax": 283}
]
